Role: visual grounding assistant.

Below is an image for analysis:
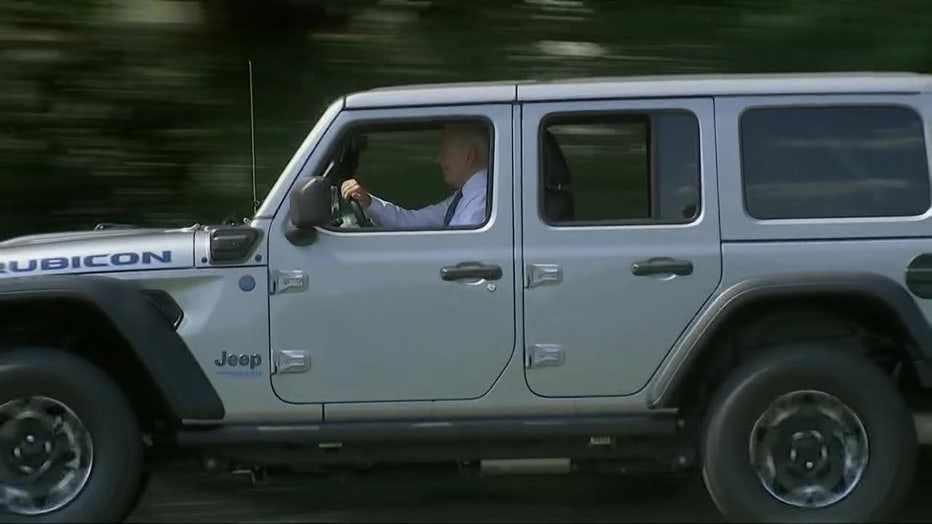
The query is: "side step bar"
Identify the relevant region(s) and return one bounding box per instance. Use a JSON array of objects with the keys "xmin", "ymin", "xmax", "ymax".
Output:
[{"xmin": 174, "ymin": 414, "xmax": 679, "ymax": 446}]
